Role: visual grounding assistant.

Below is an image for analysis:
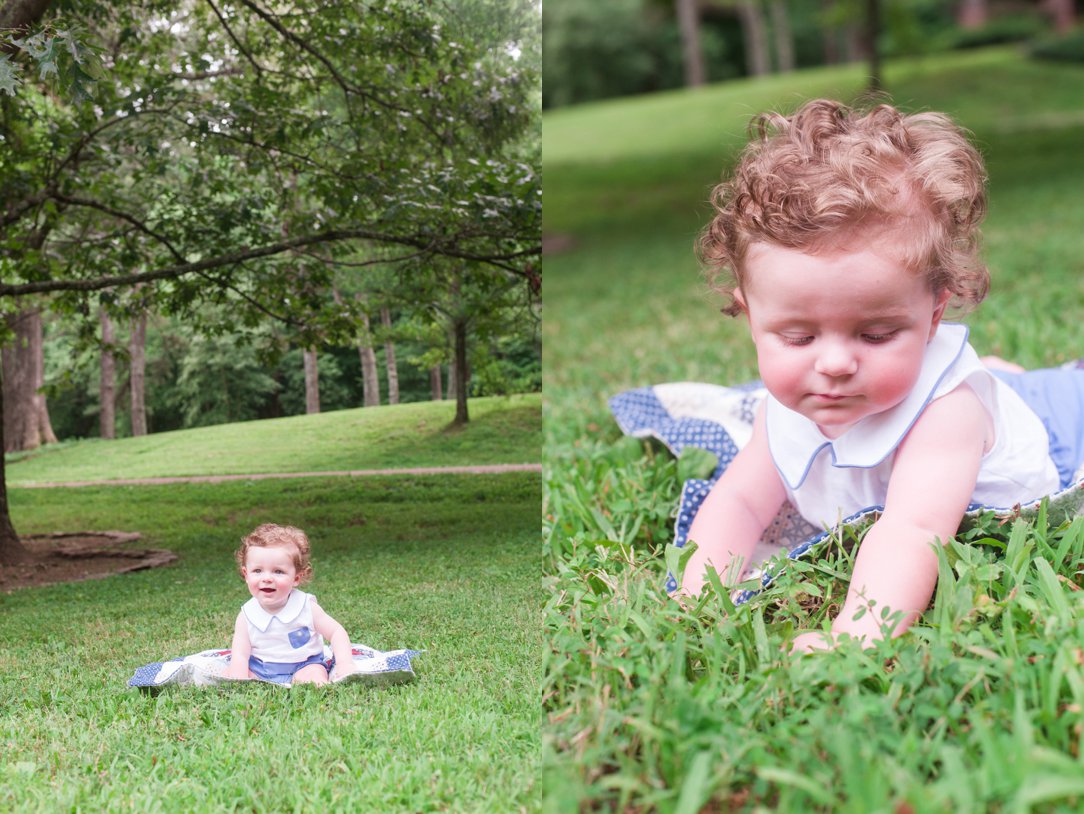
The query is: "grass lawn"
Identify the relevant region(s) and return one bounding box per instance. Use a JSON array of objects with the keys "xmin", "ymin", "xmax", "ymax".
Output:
[
  {"xmin": 544, "ymin": 47, "xmax": 1084, "ymax": 812},
  {"xmin": 1, "ymin": 474, "xmax": 540, "ymax": 812},
  {"xmin": 8, "ymin": 393, "xmax": 540, "ymax": 484}
]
